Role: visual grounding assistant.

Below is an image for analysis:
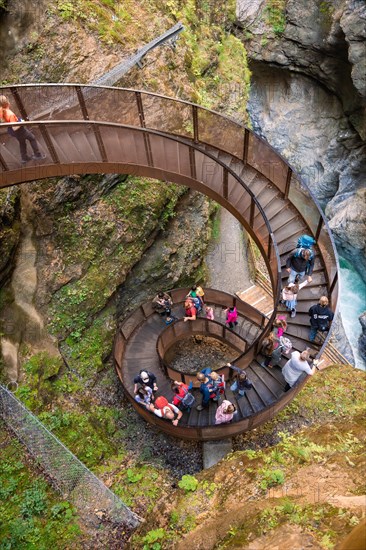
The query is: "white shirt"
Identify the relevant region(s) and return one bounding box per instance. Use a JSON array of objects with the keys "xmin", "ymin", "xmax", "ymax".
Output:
[
  {"xmin": 282, "ymin": 351, "xmax": 312, "ymax": 387},
  {"xmin": 153, "ymin": 403, "xmax": 180, "ymax": 418}
]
